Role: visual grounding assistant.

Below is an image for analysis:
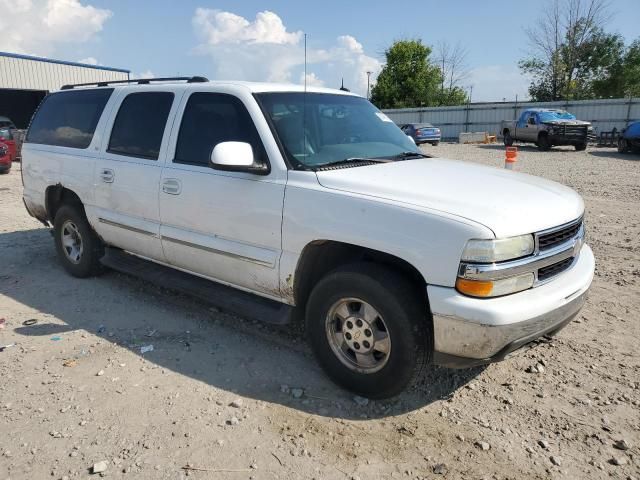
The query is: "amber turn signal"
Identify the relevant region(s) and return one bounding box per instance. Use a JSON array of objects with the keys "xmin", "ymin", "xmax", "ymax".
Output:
[{"xmin": 455, "ymin": 278, "xmax": 493, "ymax": 297}]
